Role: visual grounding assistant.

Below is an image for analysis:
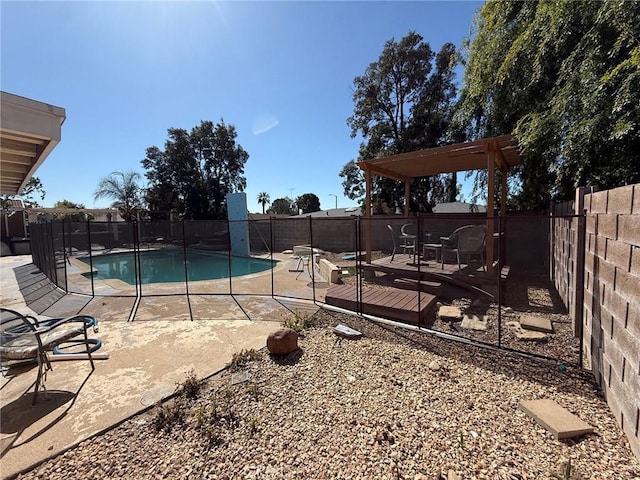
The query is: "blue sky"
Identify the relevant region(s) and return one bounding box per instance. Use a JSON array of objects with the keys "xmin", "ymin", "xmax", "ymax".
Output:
[{"xmin": 1, "ymin": 1, "xmax": 482, "ymax": 214}]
